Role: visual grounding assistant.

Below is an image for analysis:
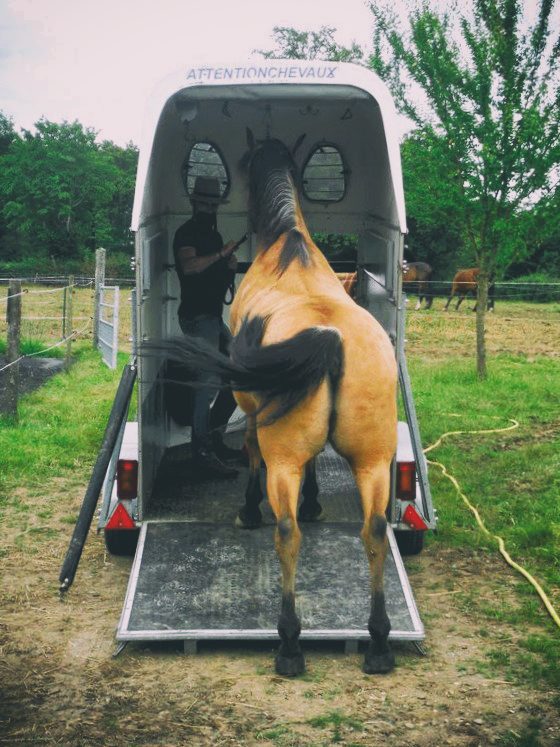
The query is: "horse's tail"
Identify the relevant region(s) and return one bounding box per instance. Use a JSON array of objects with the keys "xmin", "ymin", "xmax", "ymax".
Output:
[{"xmin": 145, "ymin": 315, "xmax": 343, "ymax": 426}]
